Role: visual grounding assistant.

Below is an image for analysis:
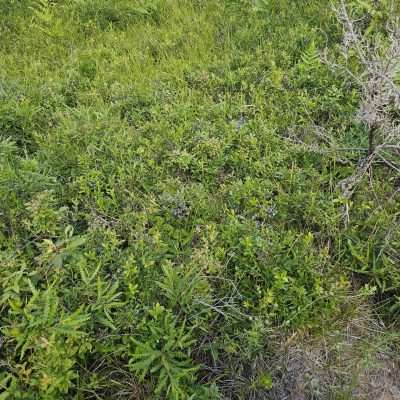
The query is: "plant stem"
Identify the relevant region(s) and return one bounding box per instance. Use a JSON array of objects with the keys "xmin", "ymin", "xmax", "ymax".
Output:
[{"xmin": 368, "ymin": 127, "xmax": 375, "ymax": 155}]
